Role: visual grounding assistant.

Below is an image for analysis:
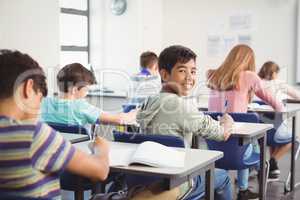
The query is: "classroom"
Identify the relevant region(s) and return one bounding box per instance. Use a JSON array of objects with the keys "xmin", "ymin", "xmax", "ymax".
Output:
[{"xmin": 1, "ymin": 0, "xmax": 300, "ymax": 200}]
